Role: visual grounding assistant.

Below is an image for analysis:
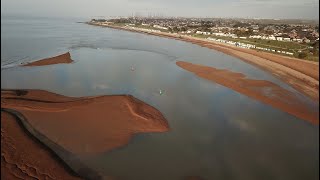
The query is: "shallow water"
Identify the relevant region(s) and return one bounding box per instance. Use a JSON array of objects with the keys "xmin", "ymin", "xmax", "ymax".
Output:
[{"xmin": 1, "ymin": 15, "xmax": 319, "ymax": 180}]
